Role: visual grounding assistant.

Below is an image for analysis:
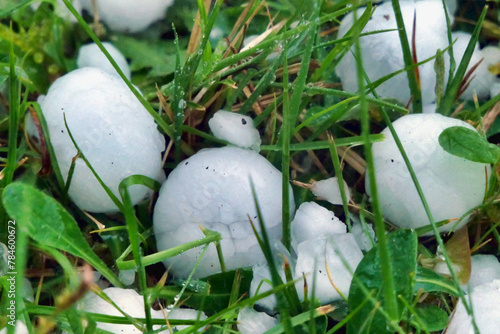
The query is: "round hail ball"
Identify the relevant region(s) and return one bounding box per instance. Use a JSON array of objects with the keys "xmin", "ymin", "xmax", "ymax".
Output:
[
  {"xmin": 39, "ymin": 67, "xmax": 165, "ymax": 213},
  {"xmin": 366, "ymin": 113, "xmax": 490, "ymax": 234},
  {"xmin": 153, "ymin": 146, "xmax": 295, "ymax": 279},
  {"xmin": 336, "ymin": 1, "xmax": 449, "ymax": 106},
  {"xmin": 80, "ymin": 0, "xmax": 173, "ymax": 33},
  {"xmin": 77, "ymin": 42, "xmax": 131, "ymax": 80}
]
